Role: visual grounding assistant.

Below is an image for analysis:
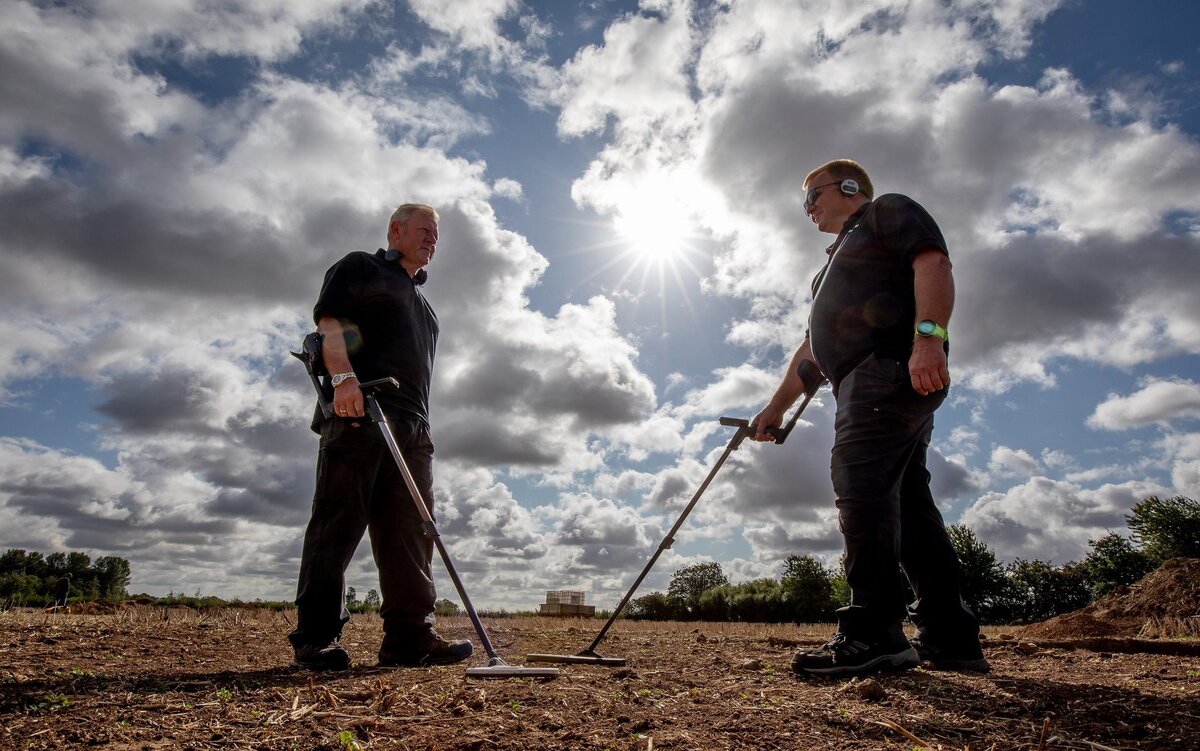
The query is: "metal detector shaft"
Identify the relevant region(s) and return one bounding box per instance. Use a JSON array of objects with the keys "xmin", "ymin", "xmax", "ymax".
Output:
[
  {"xmin": 363, "ymin": 395, "xmax": 503, "ymax": 663},
  {"xmin": 575, "ymin": 417, "xmax": 754, "ymax": 657},
  {"xmin": 362, "ymin": 394, "xmax": 556, "ymax": 676},
  {"xmin": 528, "ymin": 389, "xmax": 821, "ymax": 665},
  {"xmin": 292, "ymin": 333, "xmax": 554, "ymax": 678}
]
